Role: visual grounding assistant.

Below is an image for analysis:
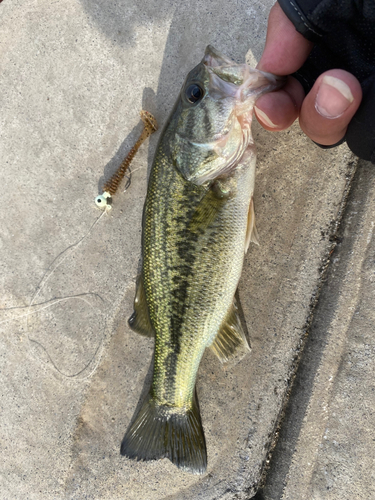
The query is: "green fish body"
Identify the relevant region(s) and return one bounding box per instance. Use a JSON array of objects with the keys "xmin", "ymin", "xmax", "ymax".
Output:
[{"xmin": 121, "ymin": 46, "xmax": 283, "ymax": 474}]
